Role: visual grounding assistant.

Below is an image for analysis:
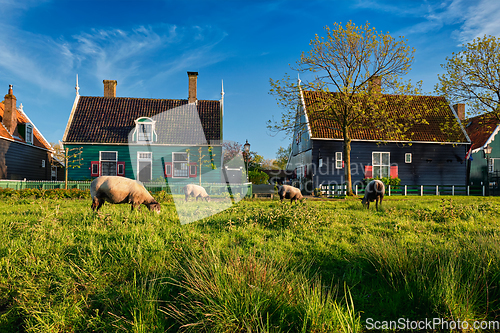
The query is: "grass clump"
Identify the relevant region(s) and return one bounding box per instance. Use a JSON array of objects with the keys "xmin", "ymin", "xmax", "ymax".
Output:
[{"xmin": 163, "ymin": 248, "xmax": 360, "ymax": 333}]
